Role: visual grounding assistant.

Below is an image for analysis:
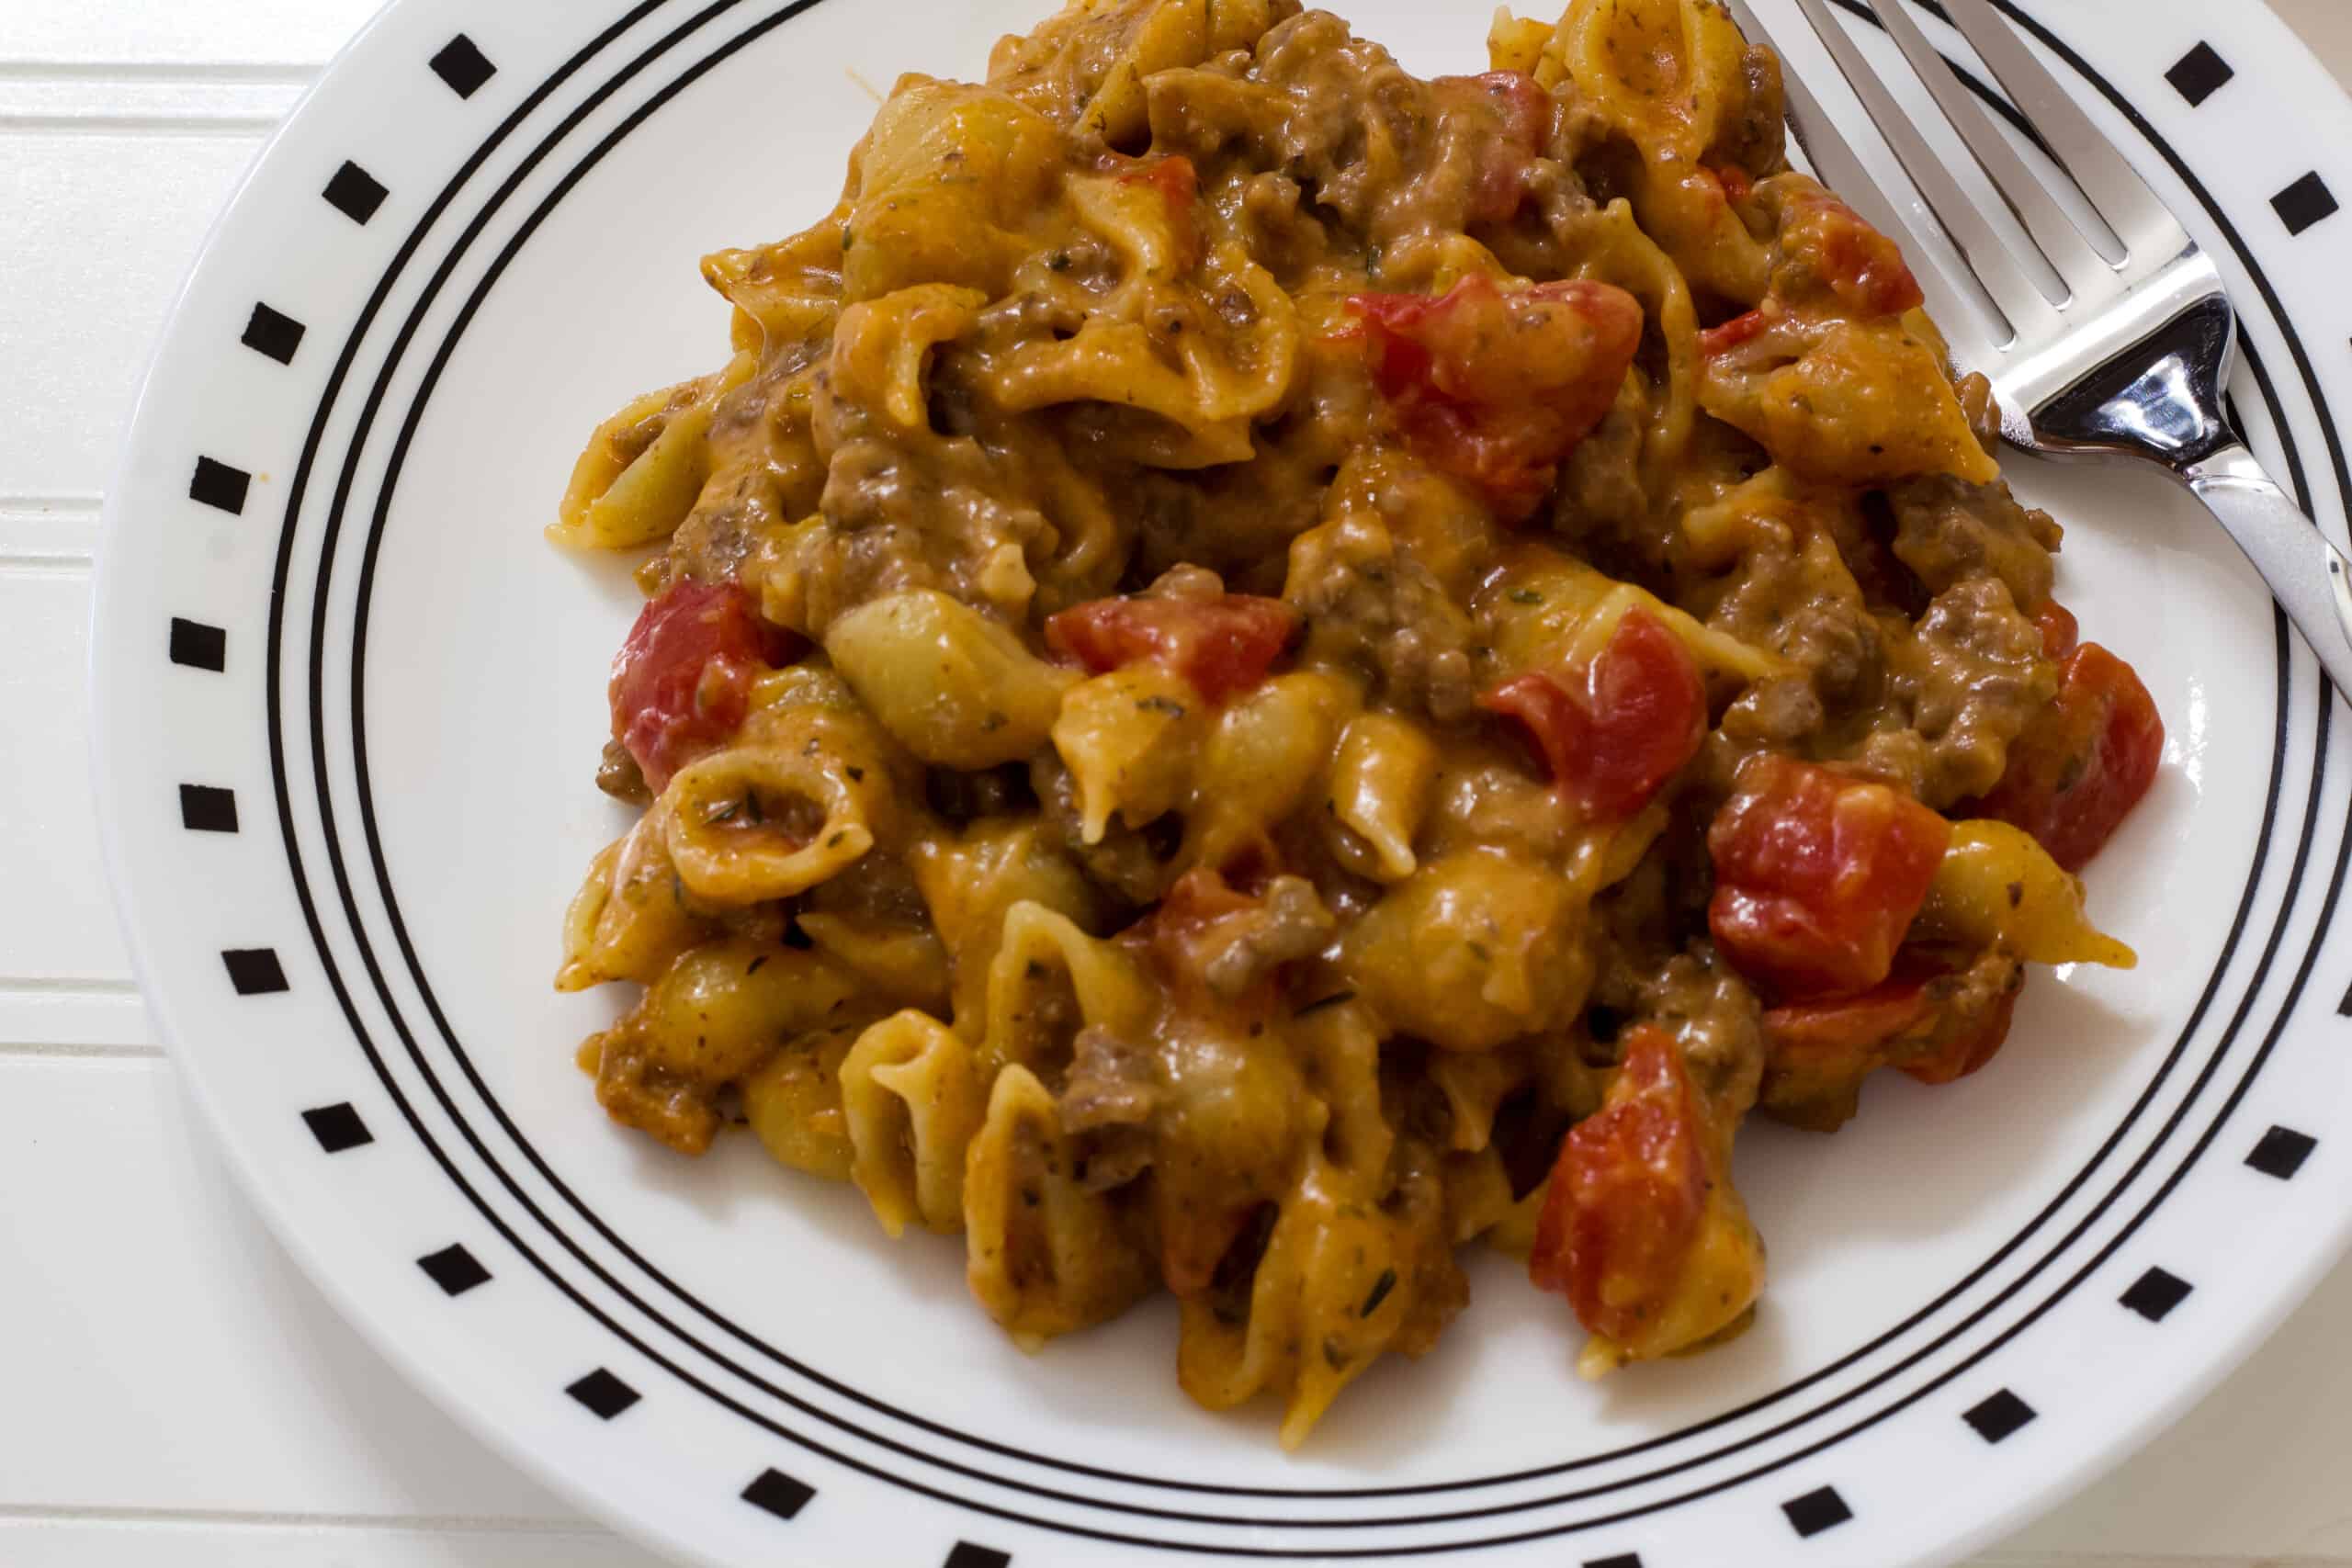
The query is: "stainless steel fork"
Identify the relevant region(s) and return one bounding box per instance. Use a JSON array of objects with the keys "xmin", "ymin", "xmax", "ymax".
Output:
[{"xmin": 1726, "ymin": 0, "xmax": 2352, "ymax": 700}]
